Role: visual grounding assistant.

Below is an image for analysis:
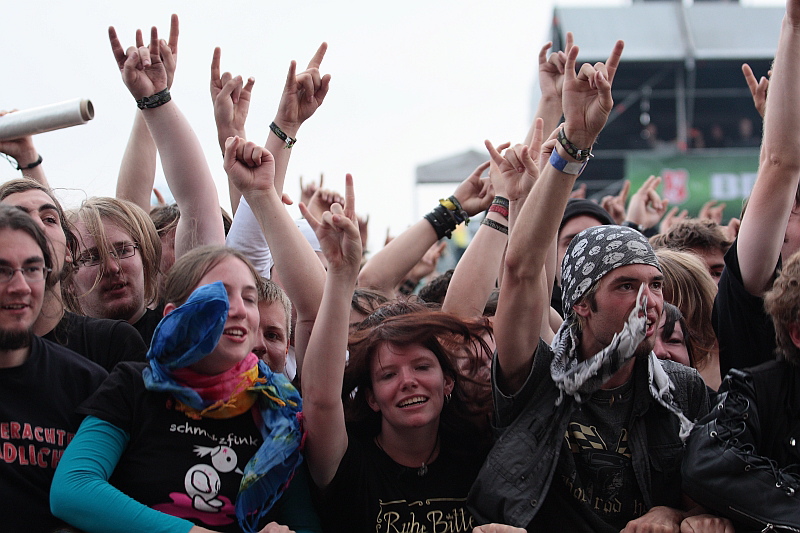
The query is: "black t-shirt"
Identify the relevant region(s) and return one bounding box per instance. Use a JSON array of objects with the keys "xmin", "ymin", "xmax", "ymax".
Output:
[
  {"xmin": 132, "ymin": 306, "xmax": 164, "ymax": 346},
  {"xmin": 43, "ymin": 311, "xmax": 147, "ymax": 372},
  {"xmin": 0, "ymin": 335, "xmax": 107, "ymax": 532},
  {"xmin": 539, "ymin": 380, "xmax": 645, "ymax": 533},
  {"xmin": 712, "ymin": 238, "xmax": 779, "ymax": 377},
  {"xmin": 317, "ymin": 435, "xmax": 485, "ymax": 533},
  {"xmin": 78, "ymin": 362, "xmax": 316, "ymax": 533}
]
